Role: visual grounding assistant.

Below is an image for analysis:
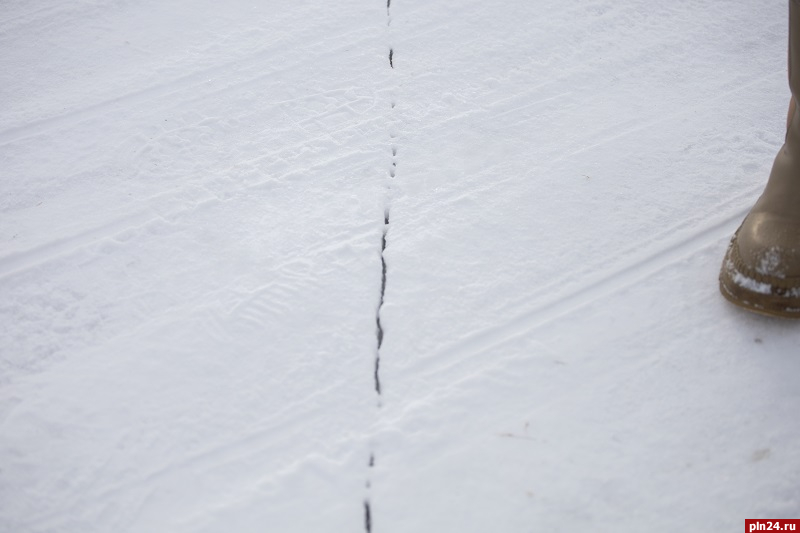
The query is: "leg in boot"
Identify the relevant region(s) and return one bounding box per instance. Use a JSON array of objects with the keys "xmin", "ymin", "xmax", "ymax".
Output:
[{"xmin": 719, "ymin": 0, "xmax": 800, "ymax": 317}]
